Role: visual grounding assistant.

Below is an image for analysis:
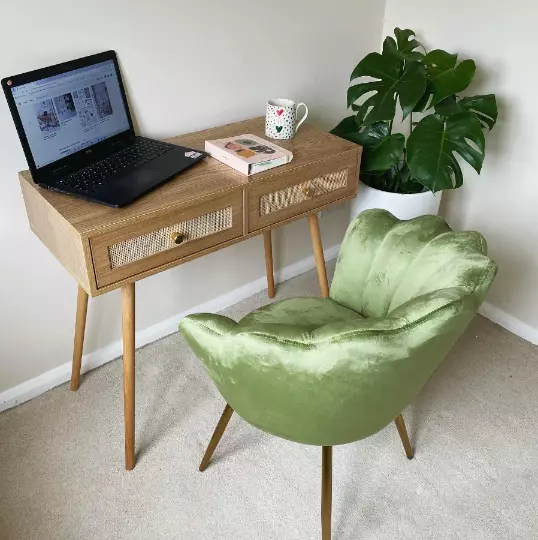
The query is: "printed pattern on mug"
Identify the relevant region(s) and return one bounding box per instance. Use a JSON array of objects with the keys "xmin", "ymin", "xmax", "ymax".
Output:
[{"xmin": 265, "ymin": 104, "xmax": 295, "ymax": 140}]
